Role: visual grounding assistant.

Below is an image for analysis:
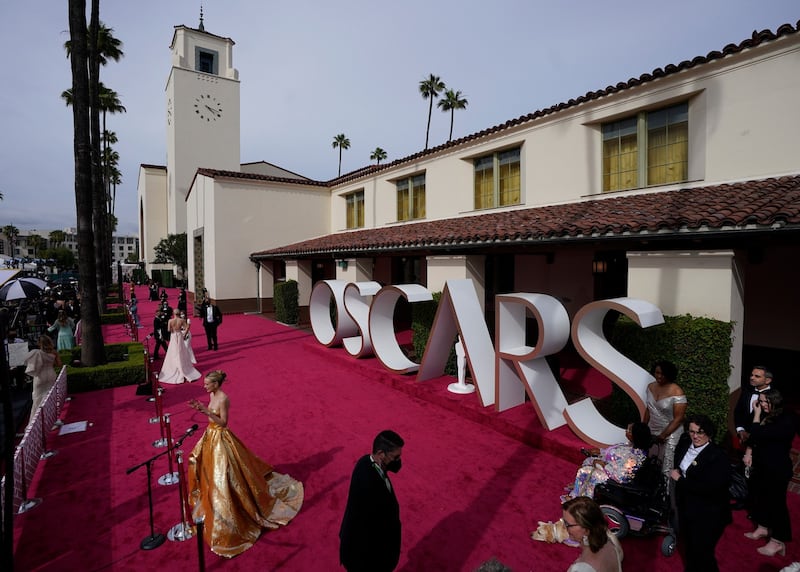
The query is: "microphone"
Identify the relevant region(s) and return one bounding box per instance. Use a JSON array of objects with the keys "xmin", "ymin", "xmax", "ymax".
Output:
[{"xmin": 185, "ymin": 424, "xmax": 199, "ymax": 435}]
